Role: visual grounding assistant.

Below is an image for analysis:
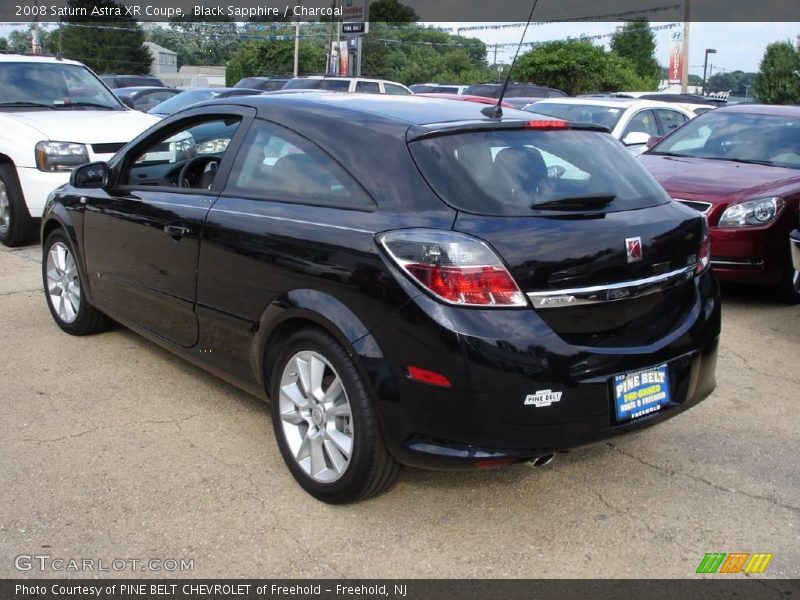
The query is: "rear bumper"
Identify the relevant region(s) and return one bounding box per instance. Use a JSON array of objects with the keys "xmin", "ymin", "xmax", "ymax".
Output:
[
  {"xmin": 368, "ymin": 269, "xmax": 721, "ymax": 470},
  {"xmin": 791, "ymin": 230, "xmax": 800, "ymax": 271}
]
